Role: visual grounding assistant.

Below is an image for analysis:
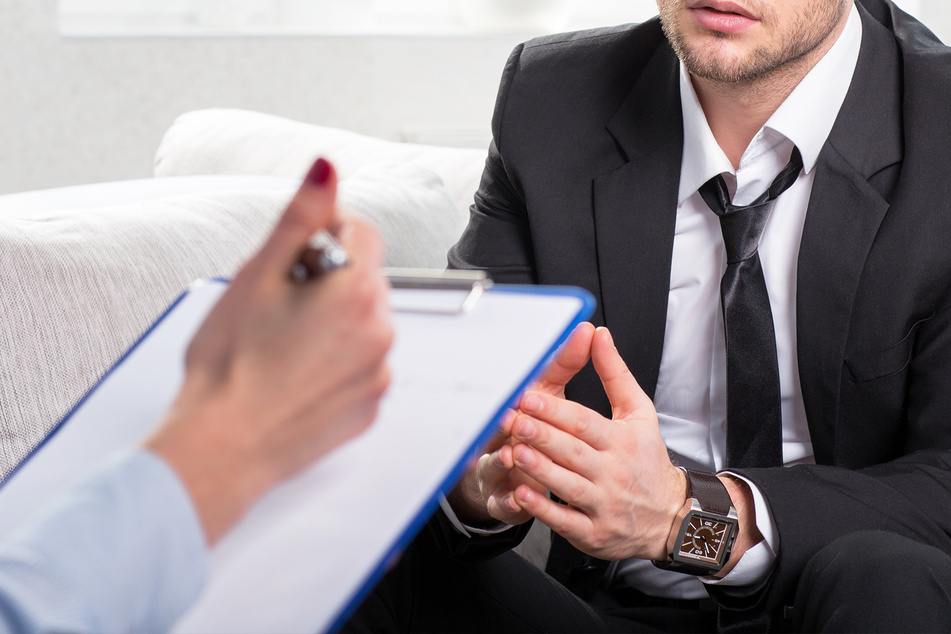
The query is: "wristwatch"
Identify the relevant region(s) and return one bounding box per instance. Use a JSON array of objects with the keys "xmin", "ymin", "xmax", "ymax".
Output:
[{"xmin": 653, "ymin": 468, "xmax": 738, "ymax": 576}]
